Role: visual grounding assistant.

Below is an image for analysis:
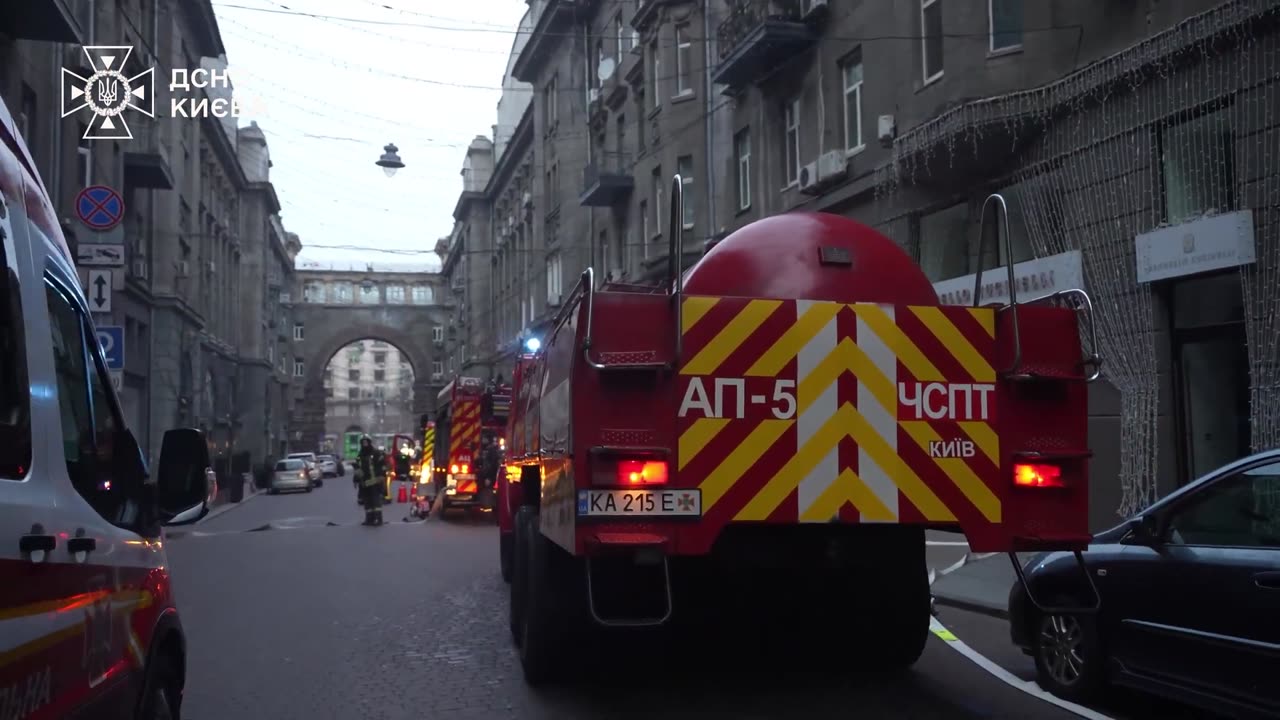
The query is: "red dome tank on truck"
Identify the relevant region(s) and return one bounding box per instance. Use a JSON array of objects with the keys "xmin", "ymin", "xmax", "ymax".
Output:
[{"xmin": 499, "ymin": 175, "xmax": 1103, "ymax": 685}]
